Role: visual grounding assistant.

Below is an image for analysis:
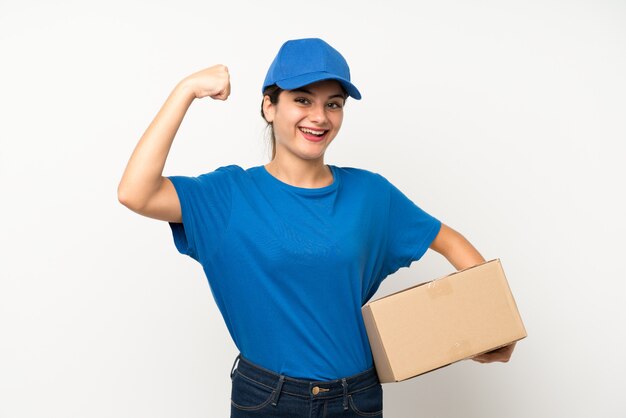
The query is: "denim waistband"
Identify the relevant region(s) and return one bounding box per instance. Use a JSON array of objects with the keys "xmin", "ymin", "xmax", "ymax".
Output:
[{"xmin": 229, "ymin": 353, "xmax": 380, "ymax": 410}]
